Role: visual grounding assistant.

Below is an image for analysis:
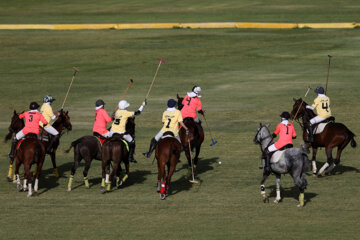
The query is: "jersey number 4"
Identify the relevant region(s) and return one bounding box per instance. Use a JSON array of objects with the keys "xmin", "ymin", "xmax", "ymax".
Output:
[{"xmin": 322, "ymin": 102, "xmax": 329, "ymax": 112}]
